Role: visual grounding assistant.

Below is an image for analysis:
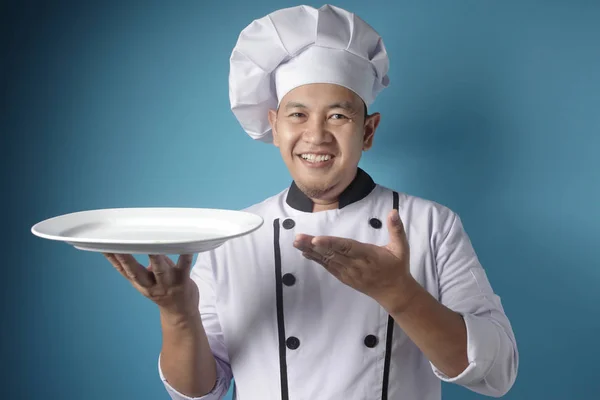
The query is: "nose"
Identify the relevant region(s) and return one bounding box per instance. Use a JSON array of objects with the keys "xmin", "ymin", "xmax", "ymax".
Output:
[{"xmin": 303, "ymin": 118, "xmax": 332, "ymax": 145}]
